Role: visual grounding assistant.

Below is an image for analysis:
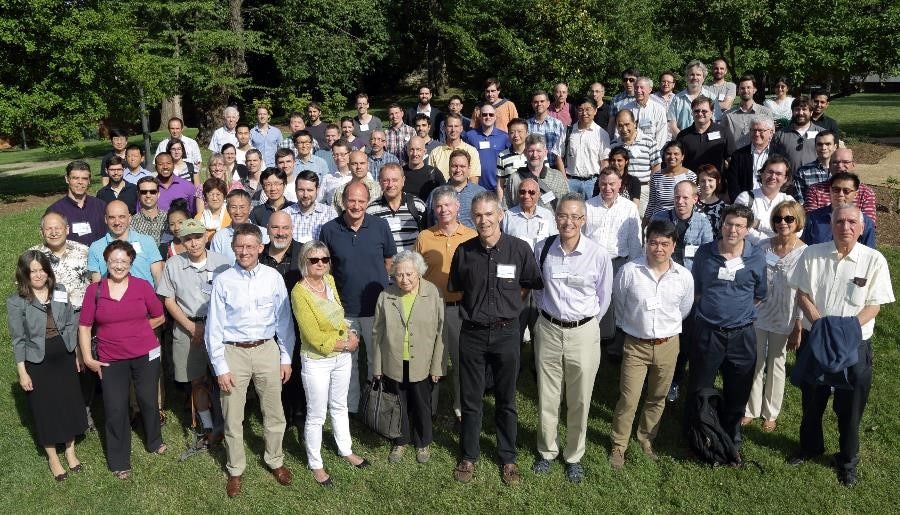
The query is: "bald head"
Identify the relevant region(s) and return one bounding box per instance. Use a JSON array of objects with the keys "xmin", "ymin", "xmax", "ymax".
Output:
[
  {"xmin": 105, "ymin": 200, "xmax": 132, "ymax": 238},
  {"xmin": 268, "ymin": 210, "xmax": 291, "ymax": 228},
  {"xmin": 830, "ymin": 148, "xmax": 855, "ymax": 174}
]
